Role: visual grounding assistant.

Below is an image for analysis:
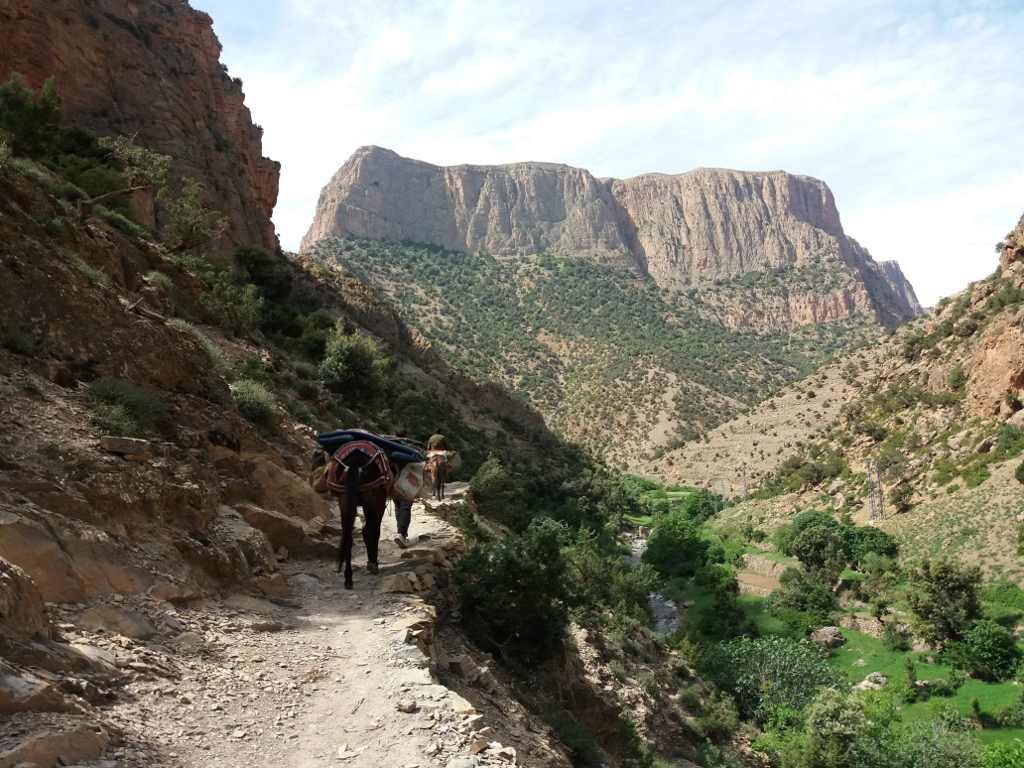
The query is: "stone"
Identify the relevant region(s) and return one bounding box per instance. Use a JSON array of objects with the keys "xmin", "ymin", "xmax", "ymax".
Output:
[
  {"xmin": 810, "ymin": 626, "xmax": 846, "ymax": 649},
  {"xmin": 234, "ymin": 504, "xmax": 316, "ymax": 555},
  {"xmin": 397, "ymin": 699, "xmax": 419, "ymax": 714},
  {"xmin": 244, "ymin": 455, "xmax": 332, "ymax": 522},
  {"xmin": 379, "ymin": 574, "xmax": 421, "ymax": 594},
  {"xmin": 0, "ymin": 661, "xmax": 73, "ymax": 714},
  {"xmin": 854, "ymin": 672, "xmax": 888, "ymax": 691},
  {"xmin": 0, "ymin": 558, "xmax": 52, "ymax": 640},
  {"xmin": 0, "ymin": 719, "xmax": 109, "ymax": 767},
  {"xmin": 98, "ymin": 436, "xmax": 151, "ymax": 457},
  {"xmin": 77, "ymin": 605, "xmax": 157, "ymax": 640},
  {"xmin": 445, "ymin": 759, "xmax": 478, "ymax": 768}
]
